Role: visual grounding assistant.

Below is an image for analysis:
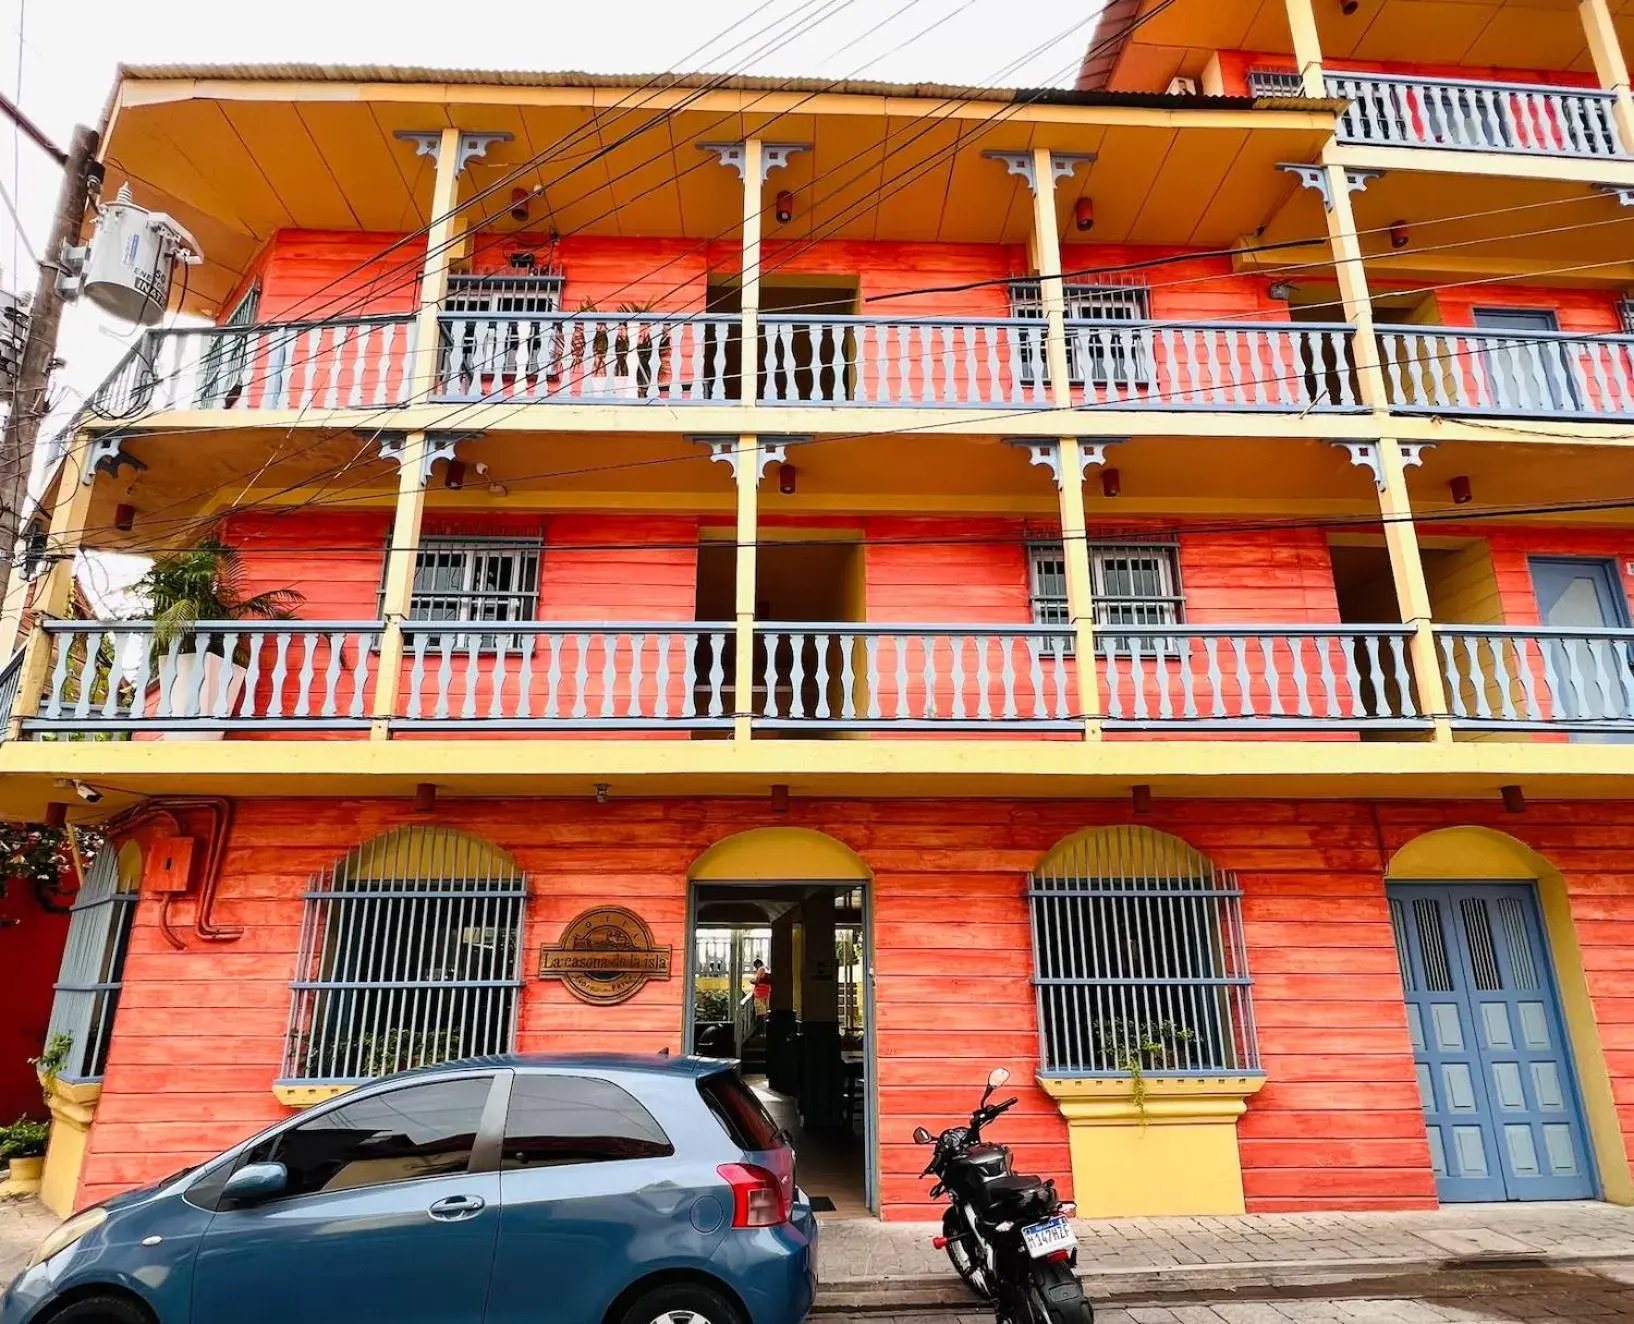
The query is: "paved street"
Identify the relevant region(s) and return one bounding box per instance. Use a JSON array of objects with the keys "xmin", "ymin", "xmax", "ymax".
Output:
[
  {"xmin": 0, "ymin": 1198, "xmax": 55, "ymax": 1288},
  {"xmin": 817, "ymin": 1264, "xmax": 1634, "ymax": 1323}
]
